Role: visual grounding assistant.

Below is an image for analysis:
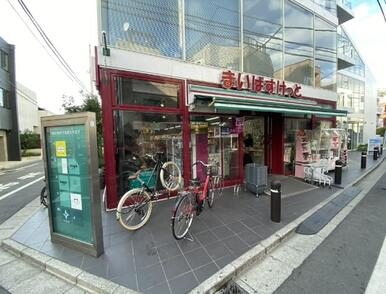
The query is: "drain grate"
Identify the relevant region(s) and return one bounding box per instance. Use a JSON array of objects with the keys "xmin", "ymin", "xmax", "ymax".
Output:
[{"xmin": 219, "ymin": 282, "xmax": 249, "ymax": 294}]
